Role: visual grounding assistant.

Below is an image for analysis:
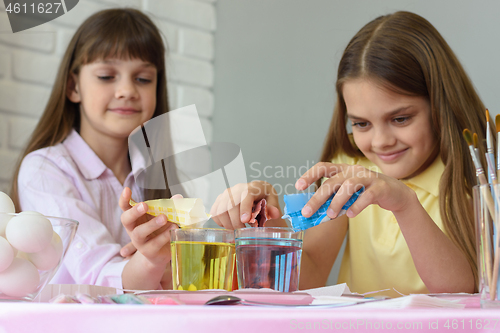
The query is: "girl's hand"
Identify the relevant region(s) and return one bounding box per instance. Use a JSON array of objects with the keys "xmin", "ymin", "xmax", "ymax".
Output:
[
  {"xmin": 295, "ymin": 163, "xmax": 415, "ymax": 219},
  {"xmin": 119, "ymin": 187, "xmax": 182, "ymax": 266},
  {"xmin": 210, "ymin": 181, "xmax": 282, "ymax": 230},
  {"xmin": 119, "ymin": 192, "xmax": 183, "ymax": 258}
]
